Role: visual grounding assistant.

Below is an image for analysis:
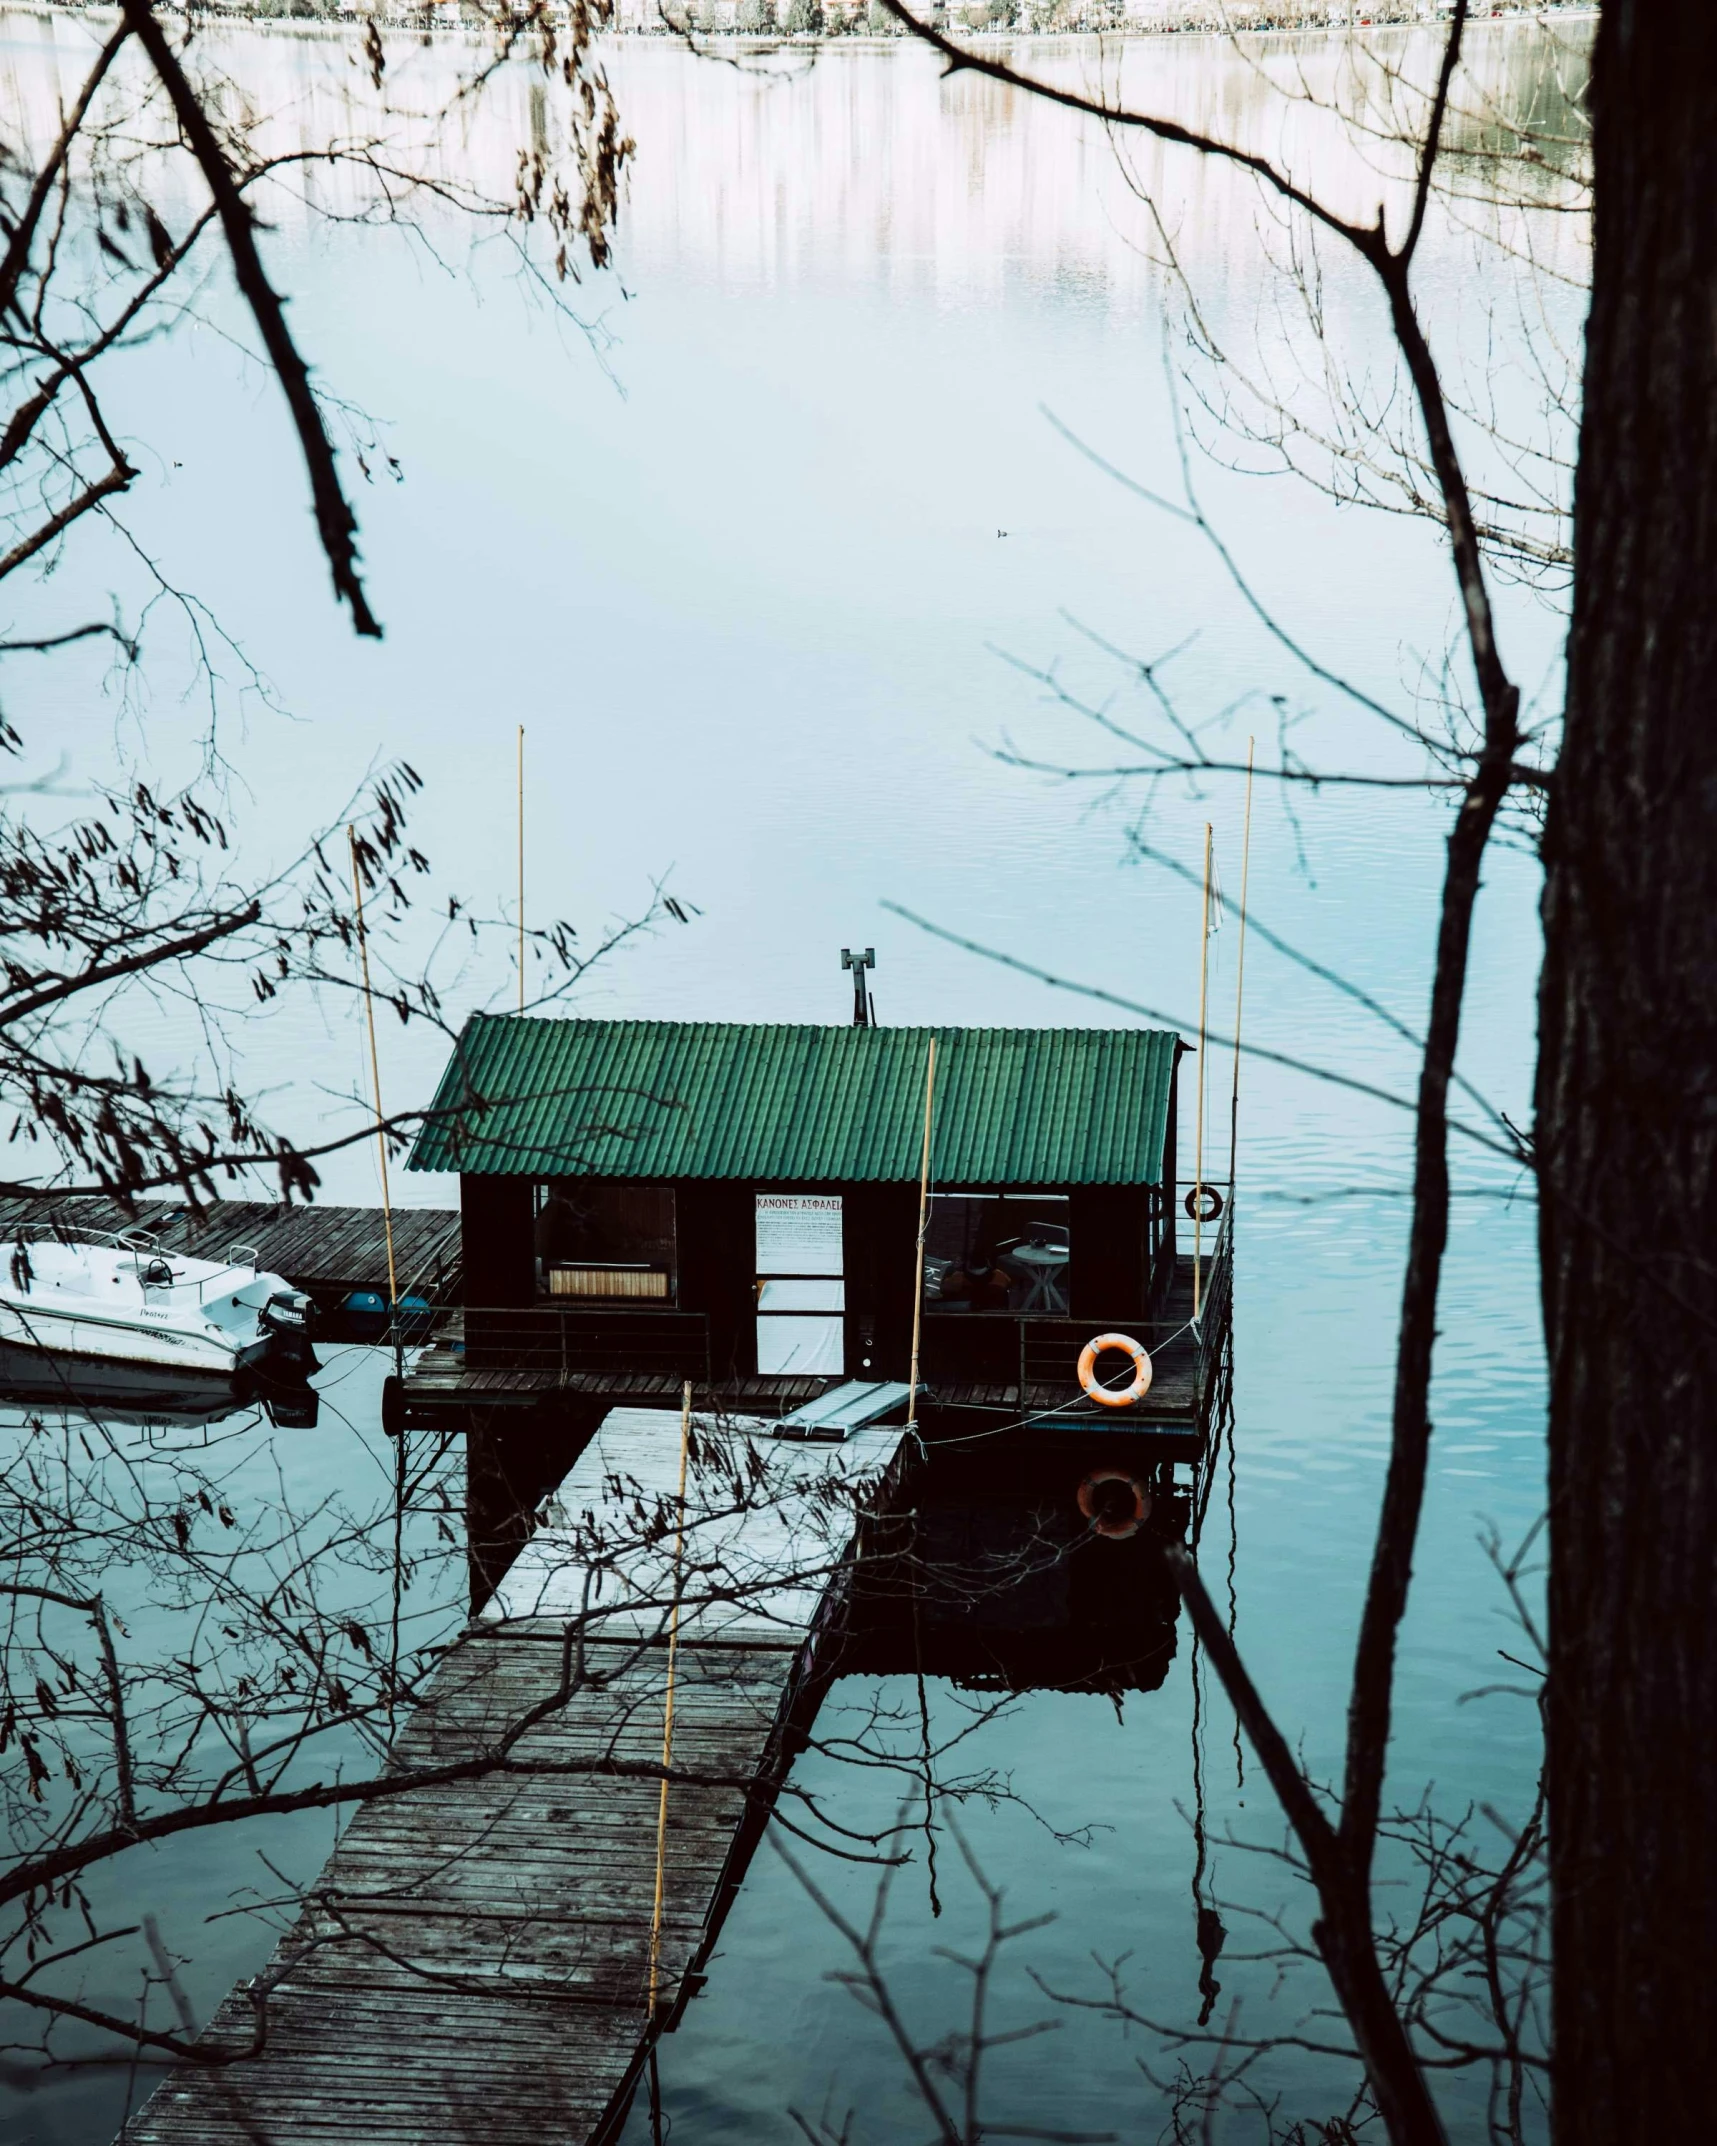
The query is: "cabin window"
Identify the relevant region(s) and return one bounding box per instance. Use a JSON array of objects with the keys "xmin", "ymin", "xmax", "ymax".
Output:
[
  {"xmin": 533, "ymin": 1183, "xmax": 677, "ymax": 1303},
  {"xmin": 922, "ymin": 1191, "xmax": 1070, "ymax": 1314}
]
